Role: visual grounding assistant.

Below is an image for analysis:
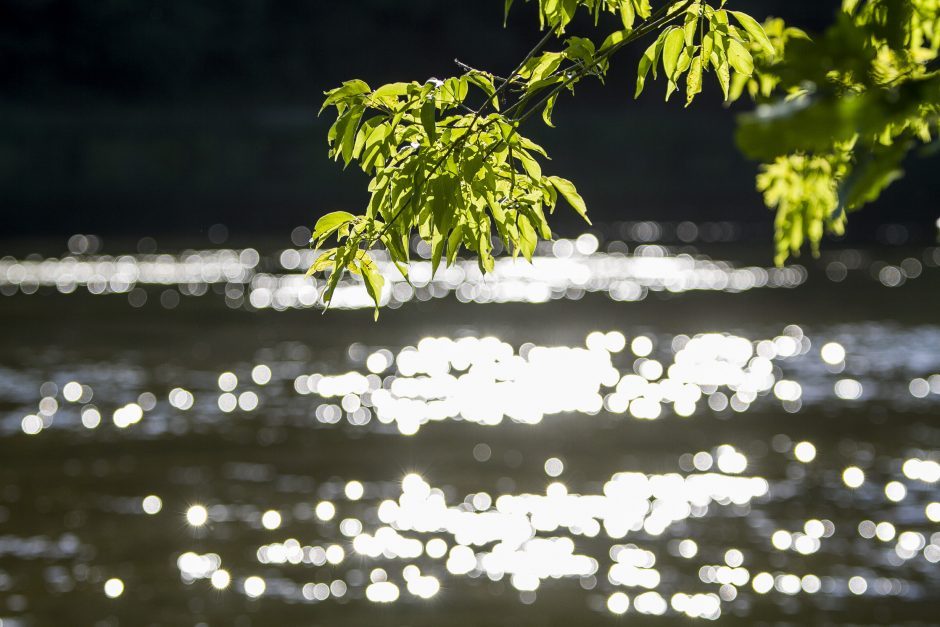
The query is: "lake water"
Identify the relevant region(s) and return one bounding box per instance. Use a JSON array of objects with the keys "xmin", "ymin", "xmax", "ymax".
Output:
[{"xmin": 1, "ymin": 231, "xmax": 939, "ymax": 626}]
